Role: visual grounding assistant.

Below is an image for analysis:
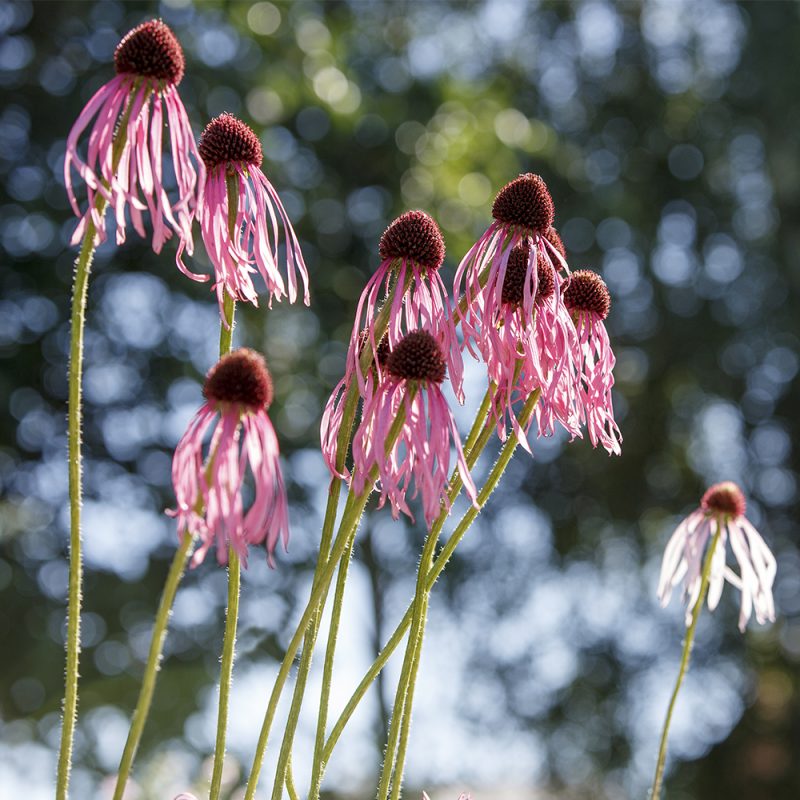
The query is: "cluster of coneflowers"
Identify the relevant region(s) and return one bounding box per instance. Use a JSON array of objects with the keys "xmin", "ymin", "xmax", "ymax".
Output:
[{"xmin": 56, "ymin": 18, "xmax": 777, "ymax": 800}]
